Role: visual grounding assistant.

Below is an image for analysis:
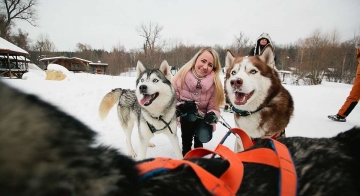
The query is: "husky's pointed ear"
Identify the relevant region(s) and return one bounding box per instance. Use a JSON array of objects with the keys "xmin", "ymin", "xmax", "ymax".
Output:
[
  {"xmin": 259, "ymin": 44, "xmax": 275, "ymax": 69},
  {"xmin": 136, "ymin": 61, "xmax": 146, "ymax": 78},
  {"xmin": 225, "ymin": 49, "xmax": 235, "ymax": 70},
  {"xmin": 159, "ymin": 60, "xmax": 172, "ymax": 81}
]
